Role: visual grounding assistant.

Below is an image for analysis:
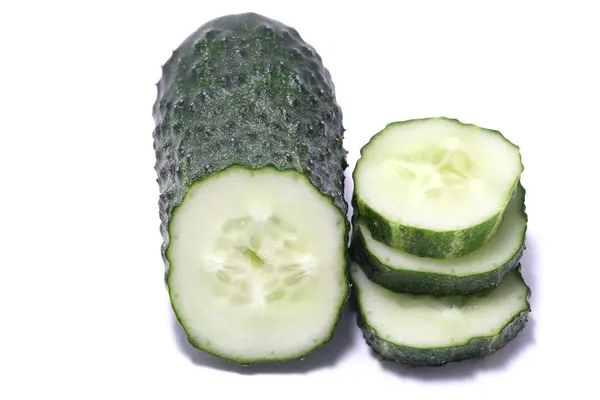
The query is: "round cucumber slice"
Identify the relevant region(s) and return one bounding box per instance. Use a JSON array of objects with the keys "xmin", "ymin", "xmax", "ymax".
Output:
[
  {"xmin": 353, "ymin": 117, "xmax": 523, "ymax": 259},
  {"xmin": 167, "ymin": 167, "xmax": 348, "ymax": 365},
  {"xmin": 351, "ymin": 183, "xmax": 527, "ymax": 296},
  {"xmin": 350, "ymin": 262, "xmax": 531, "ymax": 366}
]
